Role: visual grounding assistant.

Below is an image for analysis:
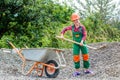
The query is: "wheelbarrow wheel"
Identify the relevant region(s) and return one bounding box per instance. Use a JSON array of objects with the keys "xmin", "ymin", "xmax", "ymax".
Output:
[{"xmin": 45, "ymin": 60, "xmax": 59, "ymax": 78}]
